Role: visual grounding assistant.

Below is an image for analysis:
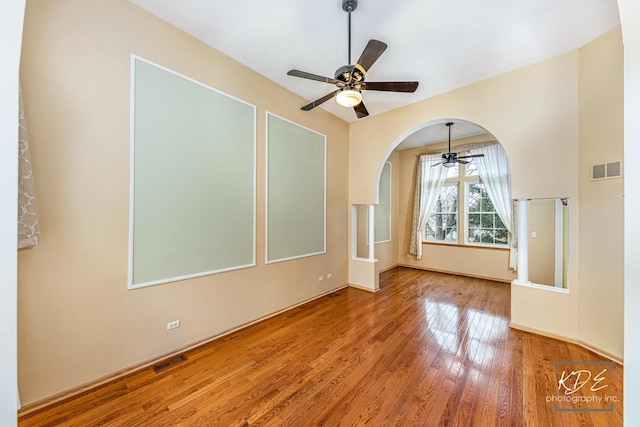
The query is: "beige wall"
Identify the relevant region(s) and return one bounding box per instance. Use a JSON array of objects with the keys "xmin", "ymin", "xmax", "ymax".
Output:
[
  {"xmin": 18, "ymin": 0, "xmax": 349, "ymax": 405},
  {"xmin": 349, "ymin": 52, "xmax": 581, "ymax": 204},
  {"xmin": 578, "ymin": 27, "xmax": 624, "ymax": 358}
]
